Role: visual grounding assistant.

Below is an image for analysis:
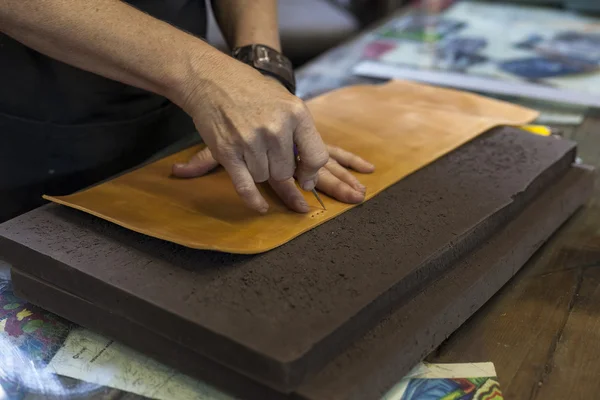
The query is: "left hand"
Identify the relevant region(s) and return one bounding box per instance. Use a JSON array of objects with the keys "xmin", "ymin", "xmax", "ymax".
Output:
[{"xmin": 172, "ymin": 145, "xmax": 375, "ymax": 213}]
